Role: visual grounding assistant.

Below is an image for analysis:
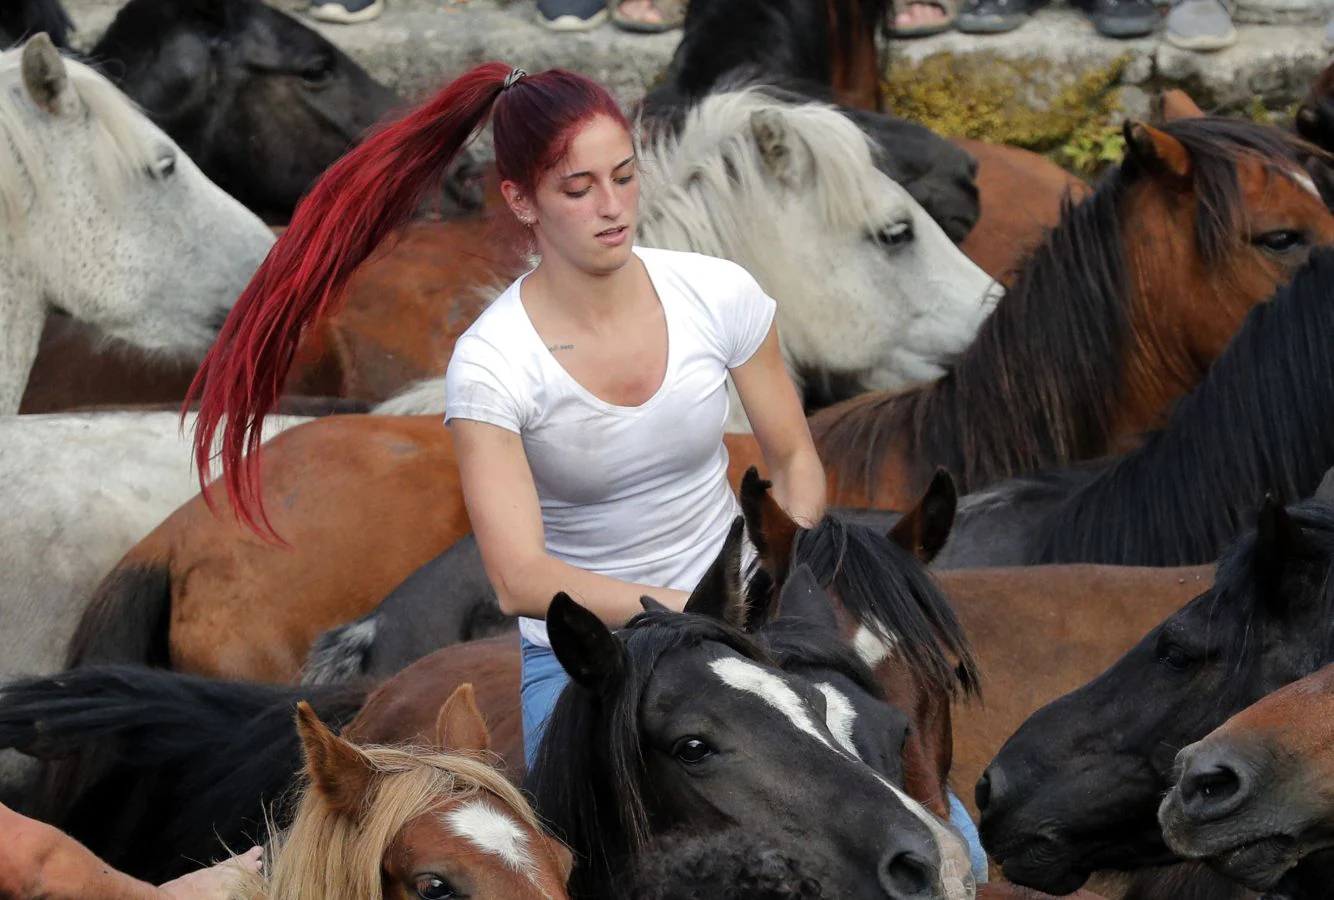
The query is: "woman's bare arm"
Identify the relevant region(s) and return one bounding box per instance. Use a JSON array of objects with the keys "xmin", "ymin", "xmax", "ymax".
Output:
[
  {"xmin": 451, "ymin": 419, "xmax": 690, "ymax": 625},
  {"xmin": 729, "ymin": 323, "xmax": 827, "ymax": 527}
]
